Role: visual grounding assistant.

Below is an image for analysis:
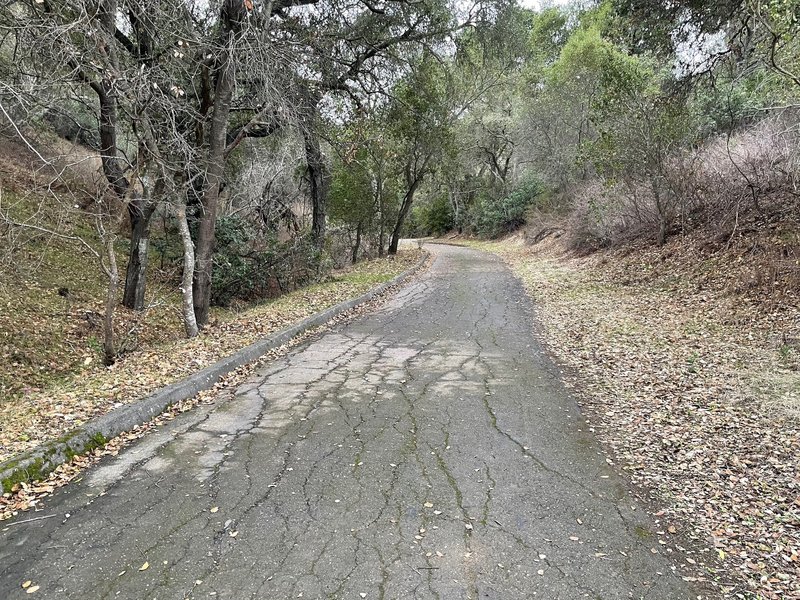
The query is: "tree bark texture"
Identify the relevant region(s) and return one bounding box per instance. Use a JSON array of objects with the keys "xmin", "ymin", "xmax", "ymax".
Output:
[
  {"xmin": 388, "ymin": 180, "xmax": 421, "ymax": 255},
  {"xmin": 93, "ymin": 0, "xmax": 130, "ymax": 201},
  {"xmin": 103, "ymin": 236, "xmax": 119, "ymax": 366},
  {"xmin": 352, "ymin": 220, "xmax": 362, "ymax": 264},
  {"xmin": 376, "ymin": 170, "xmax": 385, "ymax": 257},
  {"xmin": 122, "ymin": 198, "xmax": 156, "ymax": 310},
  {"xmin": 303, "ymin": 125, "xmax": 330, "ymax": 250},
  {"xmin": 192, "ymin": 40, "xmax": 236, "ymax": 327},
  {"xmin": 176, "ymin": 200, "xmax": 199, "ymax": 338}
]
